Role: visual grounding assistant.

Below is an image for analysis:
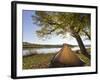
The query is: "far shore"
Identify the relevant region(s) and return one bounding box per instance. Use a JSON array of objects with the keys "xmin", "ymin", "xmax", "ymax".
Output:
[{"xmin": 23, "ymin": 42, "xmax": 90, "ymax": 49}]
